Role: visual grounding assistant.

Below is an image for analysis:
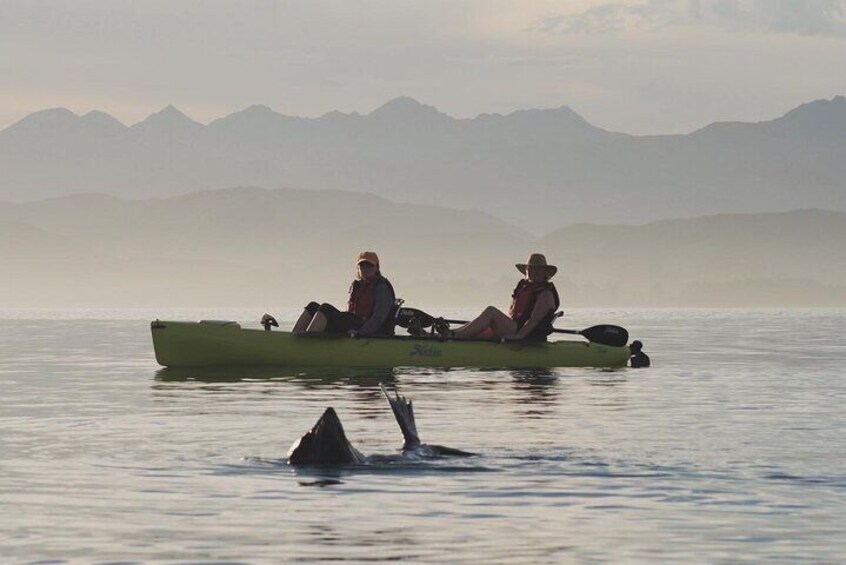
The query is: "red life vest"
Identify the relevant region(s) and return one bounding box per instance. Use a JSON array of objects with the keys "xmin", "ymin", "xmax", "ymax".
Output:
[
  {"xmin": 347, "ymin": 275, "xmax": 394, "ymax": 320},
  {"xmin": 508, "ymin": 280, "xmax": 560, "ymax": 329}
]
